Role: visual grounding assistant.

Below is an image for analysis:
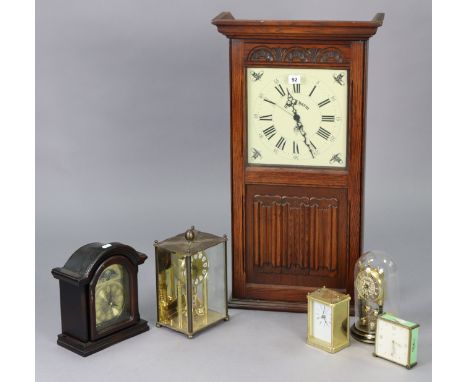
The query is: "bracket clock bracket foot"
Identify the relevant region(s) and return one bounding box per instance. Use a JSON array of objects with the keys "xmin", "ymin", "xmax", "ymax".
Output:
[{"xmin": 57, "ymin": 319, "xmax": 149, "ymax": 357}]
